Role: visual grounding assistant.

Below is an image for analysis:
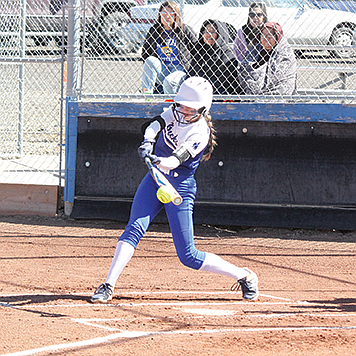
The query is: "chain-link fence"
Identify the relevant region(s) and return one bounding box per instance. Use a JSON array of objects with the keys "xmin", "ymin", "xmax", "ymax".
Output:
[
  {"xmin": 79, "ymin": 0, "xmax": 356, "ymax": 103},
  {"xmin": 1, "ymin": 0, "xmax": 356, "ymax": 188},
  {"xmin": 0, "ymin": 0, "xmax": 66, "ymax": 187}
]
